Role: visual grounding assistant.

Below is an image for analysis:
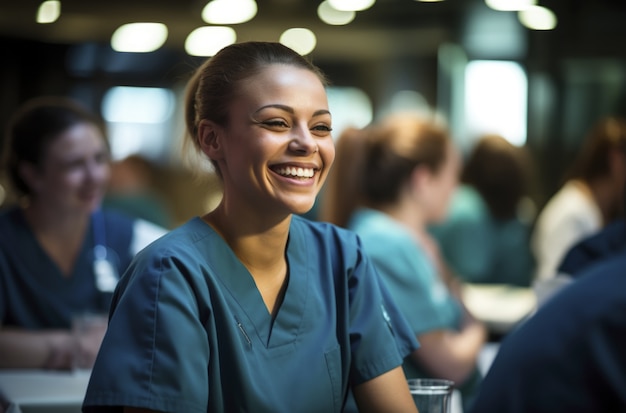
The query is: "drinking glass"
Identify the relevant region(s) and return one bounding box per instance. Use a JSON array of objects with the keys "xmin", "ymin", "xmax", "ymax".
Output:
[
  {"xmin": 407, "ymin": 378, "xmax": 454, "ymax": 413},
  {"xmin": 72, "ymin": 312, "xmax": 108, "ymax": 371}
]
